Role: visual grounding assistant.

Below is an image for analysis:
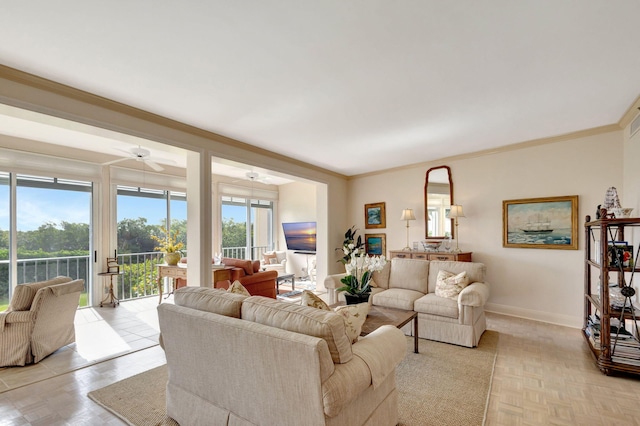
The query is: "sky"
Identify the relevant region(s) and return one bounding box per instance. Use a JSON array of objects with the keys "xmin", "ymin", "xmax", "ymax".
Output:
[{"xmin": 0, "ymin": 185, "xmax": 245, "ymax": 232}]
